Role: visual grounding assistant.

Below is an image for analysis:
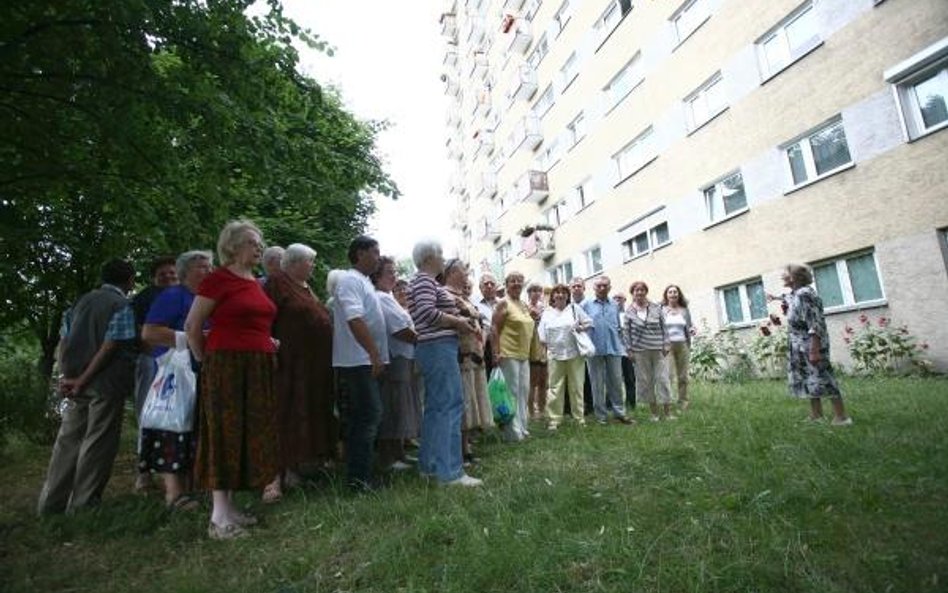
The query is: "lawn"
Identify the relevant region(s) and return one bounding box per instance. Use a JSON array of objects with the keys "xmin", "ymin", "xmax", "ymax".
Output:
[{"xmin": 1, "ymin": 377, "xmax": 946, "ymax": 593}]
